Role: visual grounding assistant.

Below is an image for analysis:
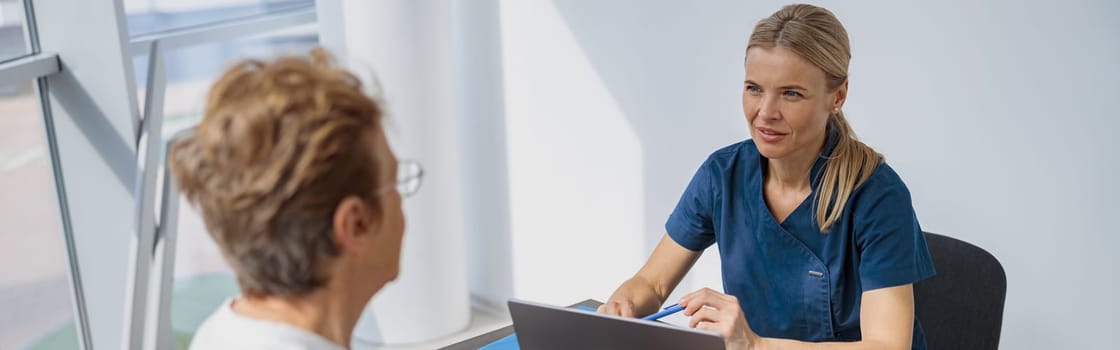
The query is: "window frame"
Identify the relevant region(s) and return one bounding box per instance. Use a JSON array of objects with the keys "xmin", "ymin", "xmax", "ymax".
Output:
[{"xmin": 0, "ymin": 1, "xmax": 319, "ymax": 349}]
